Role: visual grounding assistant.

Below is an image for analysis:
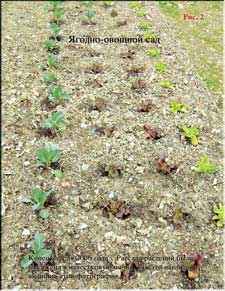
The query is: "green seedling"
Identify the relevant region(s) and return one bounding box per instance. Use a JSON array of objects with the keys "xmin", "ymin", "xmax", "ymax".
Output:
[
  {"xmin": 84, "ymin": 10, "xmax": 96, "ymax": 21},
  {"xmin": 21, "ymin": 234, "xmax": 52, "ymax": 268},
  {"xmin": 156, "ymin": 62, "xmax": 167, "ymax": 72},
  {"xmin": 158, "ymin": 79, "xmax": 174, "ymax": 89},
  {"xmin": 43, "ymin": 72, "xmax": 57, "ymax": 83},
  {"xmin": 45, "ymin": 39, "xmax": 59, "ymax": 51},
  {"xmin": 40, "ymin": 55, "xmax": 58, "ymax": 71},
  {"xmin": 36, "ymin": 143, "xmax": 61, "ymax": 168},
  {"xmin": 21, "ymin": 187, "xmax": 53, "ymax": 219},
  {"xmin": 180, "ymin": 125, "xmax": 199, "ymax": 146},
  {"xmin": 139, "ymin": 21, "xmax": 152, "ymax": 30},
  {"xmin": 213, "ymin": 203, "xmax": 225, "ymax": 227},
  {"xmin": 53, "ymin": 9, "xmax": 65, "ymax": 21},
  {"xmin": 136, "ymin": 10, "xmax": 146, "ymax": 17},
  {"xmin": 104, "ymin": 1, "xmax": 114, "ymax": 7},
  {"xmin": 145, "ymin": 49, "xmax": 160, "ymax": 58},
  {"xmin": 48, "ymin": 85, "xmax": 69, "ymax": 101},
  {"xmin": 169, "ymin": 99, "xmax": 188, "ymax": 114},
  {"xmin": 50, "ymin": 23, "xmax": 61, "ymax": 37},
  {"xmin": 44, "ymin": 1, "xmax": 62, "ymax": 11},
  {"xmin": 43, "ymin": 111, "xmax": 65, "ymax": 131},
  {"xmin": 51, "ymin": 169, "xmax": 63, "ymax": 180},
  {"xmin": 130, "ymin": 1, "xmax": 141, "ymax": 9},
  {"xmin": 82, "ymin": 1, "xmax": 94, "ymax": 7},
  {"xmin": 193, "ymin": 154, "xmax": 217, "ymax": 174},
  {"xmin": 144, "ymin": 32, "xmax": 158, "ymax": 41}
]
